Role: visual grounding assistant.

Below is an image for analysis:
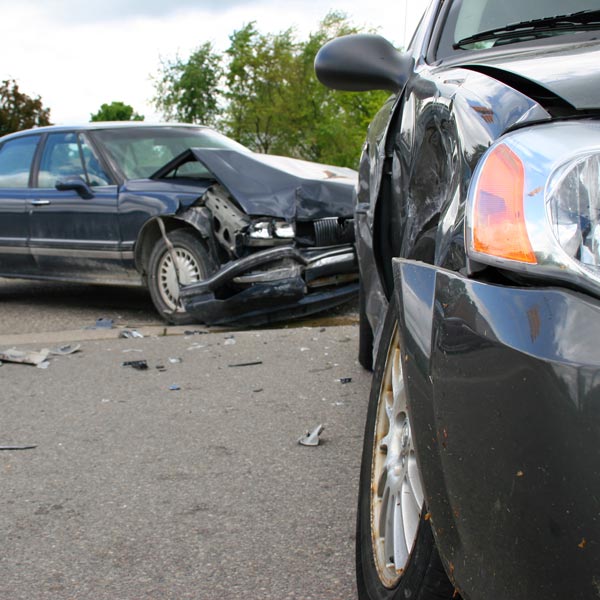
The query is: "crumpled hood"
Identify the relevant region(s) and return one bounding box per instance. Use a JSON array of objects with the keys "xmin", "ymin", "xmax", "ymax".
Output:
[
  {"xmin": 189, "ymin": 148, "xmax": 357, "ymax": 221},
  {"xmin": 458, "ymin": 40, "xmax": 600, "ymax": 110}
]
